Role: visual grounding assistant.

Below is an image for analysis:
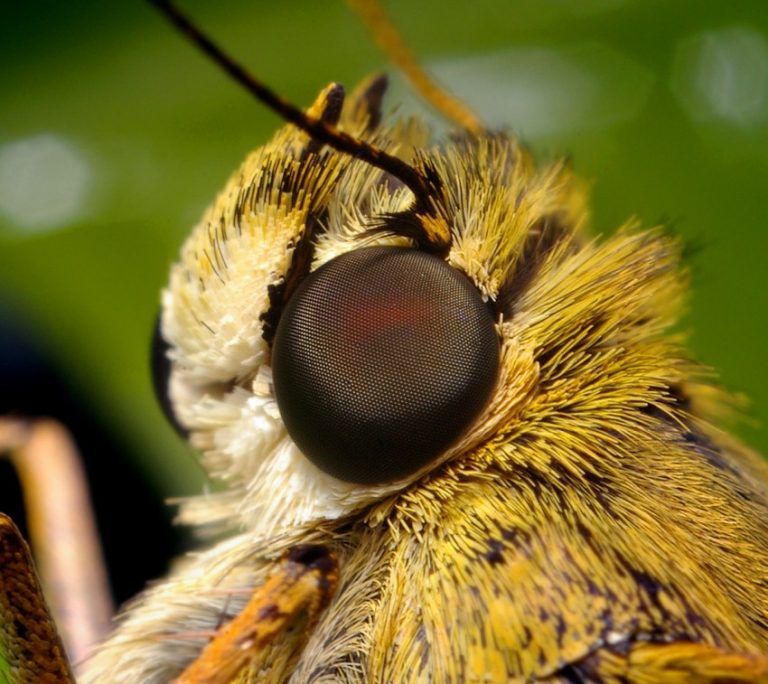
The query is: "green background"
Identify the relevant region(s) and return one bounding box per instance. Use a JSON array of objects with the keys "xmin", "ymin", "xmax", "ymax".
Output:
[{"xmin": 1, "ymin": 0, "xmax": 767, "ymax": 532}]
